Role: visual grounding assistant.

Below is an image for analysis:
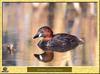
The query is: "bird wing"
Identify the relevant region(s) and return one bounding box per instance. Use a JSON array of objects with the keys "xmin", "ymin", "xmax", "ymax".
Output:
[
  {"xmin": 49, "ymin": 34, "xmax": 70, "ymax": 47},
  {"xmin": 48, "ymin": 34, "xmax": 79, "ymax": 52}
]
